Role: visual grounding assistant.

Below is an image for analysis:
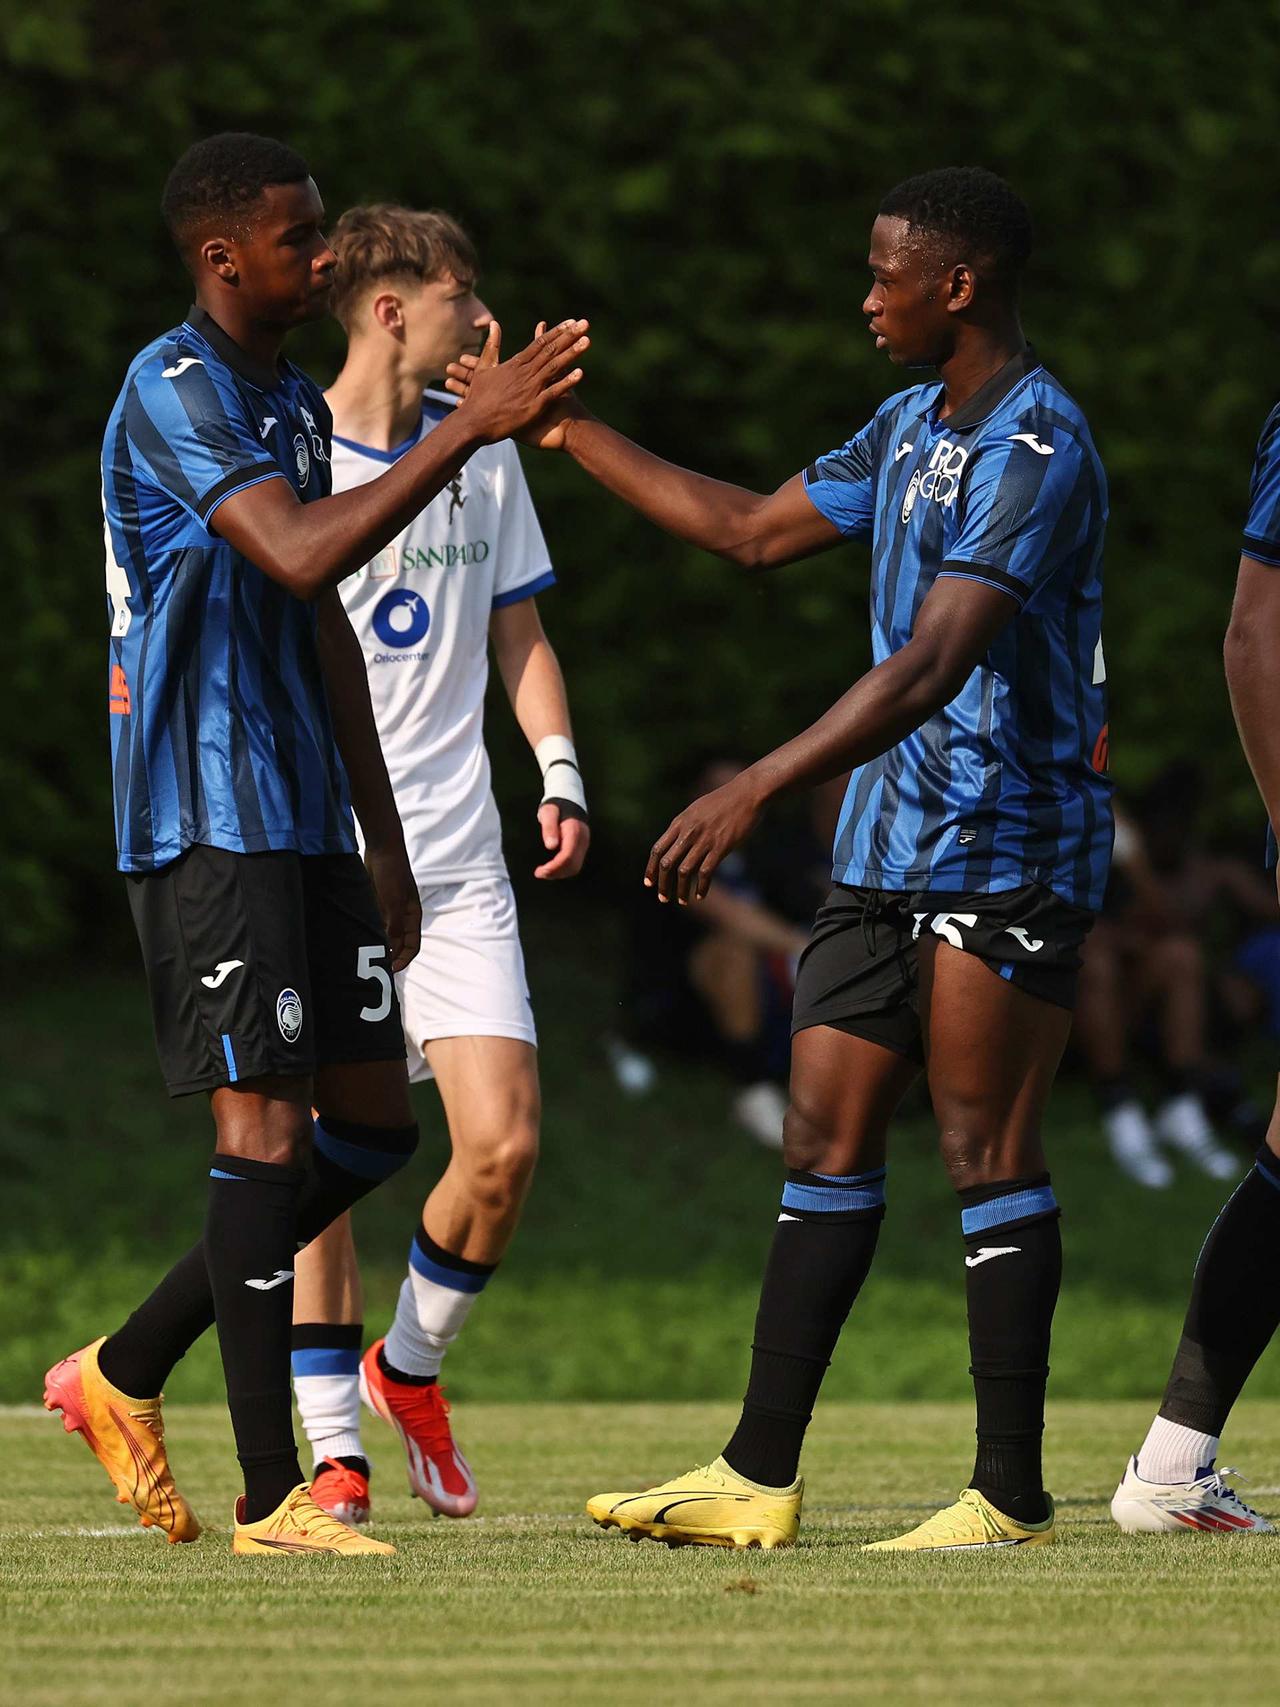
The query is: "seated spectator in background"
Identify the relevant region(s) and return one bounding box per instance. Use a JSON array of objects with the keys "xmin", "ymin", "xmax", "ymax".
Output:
[
  {"xmin": 609, "ymin": 758, "xmax": 844, "ymax": 1147},
  {"xmin": 1076, "ymin": 762, "xmax": 1273, "ymax": 1187}
]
